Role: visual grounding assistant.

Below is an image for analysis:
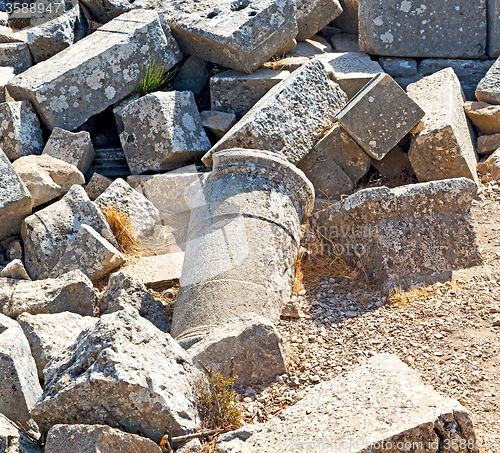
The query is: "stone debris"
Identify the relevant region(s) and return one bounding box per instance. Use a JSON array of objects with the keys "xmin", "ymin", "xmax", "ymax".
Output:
[
  {"xmin": 172, "ymin": 56, "xmax": 210, "ymax": 96},
  {"xmin": 84, "ymin": 172, "xmax": 112, "ymax": 201},
  {"xmin": 0, "ymin": 42, "xmax": 33, "ymax": 74},
  {"xmin": 0, "ymin": 413, "xmax": 42, "ymax": 453},
  {"xmin": 295, "ymin": 0, "xmax": 343, "ymax": 42},
  {"xmin": 476, "ymin": 55, "xmax": 500, "ymax": 104},
  {"xmin": 489, "ymin": 0, "xmax": 500, "ymax": 58},
  {"xmin": 4, "ymin": 239, "xmax": 23, "ymax": 261},
  {"xmin": 371, "ymin": 145, "xmax": 413, "ymax": 178},
  {"xmin": 408, "ymin": 68, "xmax": 479, "ymax": 184},
  {"xmin": 0, "ymin": 259, "xmax": 31, "ymax": 280},
  {"xmin": 464, "ymin": 101, "xmax": 500, "ymax": 135},
  {"xmin": 122, "ymin": 252, "xmax": 183, "ymax": 288},
  {"xmin": 477, "ymin": 148, "xmax": 500, "ymax": 181},
  {"xmin": 200, "ymin": 110, "xmax": 237, "ymax": 139},
  {"xmin": 477, "ymin": 133, "xmax": 500, "ymax": 154}
]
